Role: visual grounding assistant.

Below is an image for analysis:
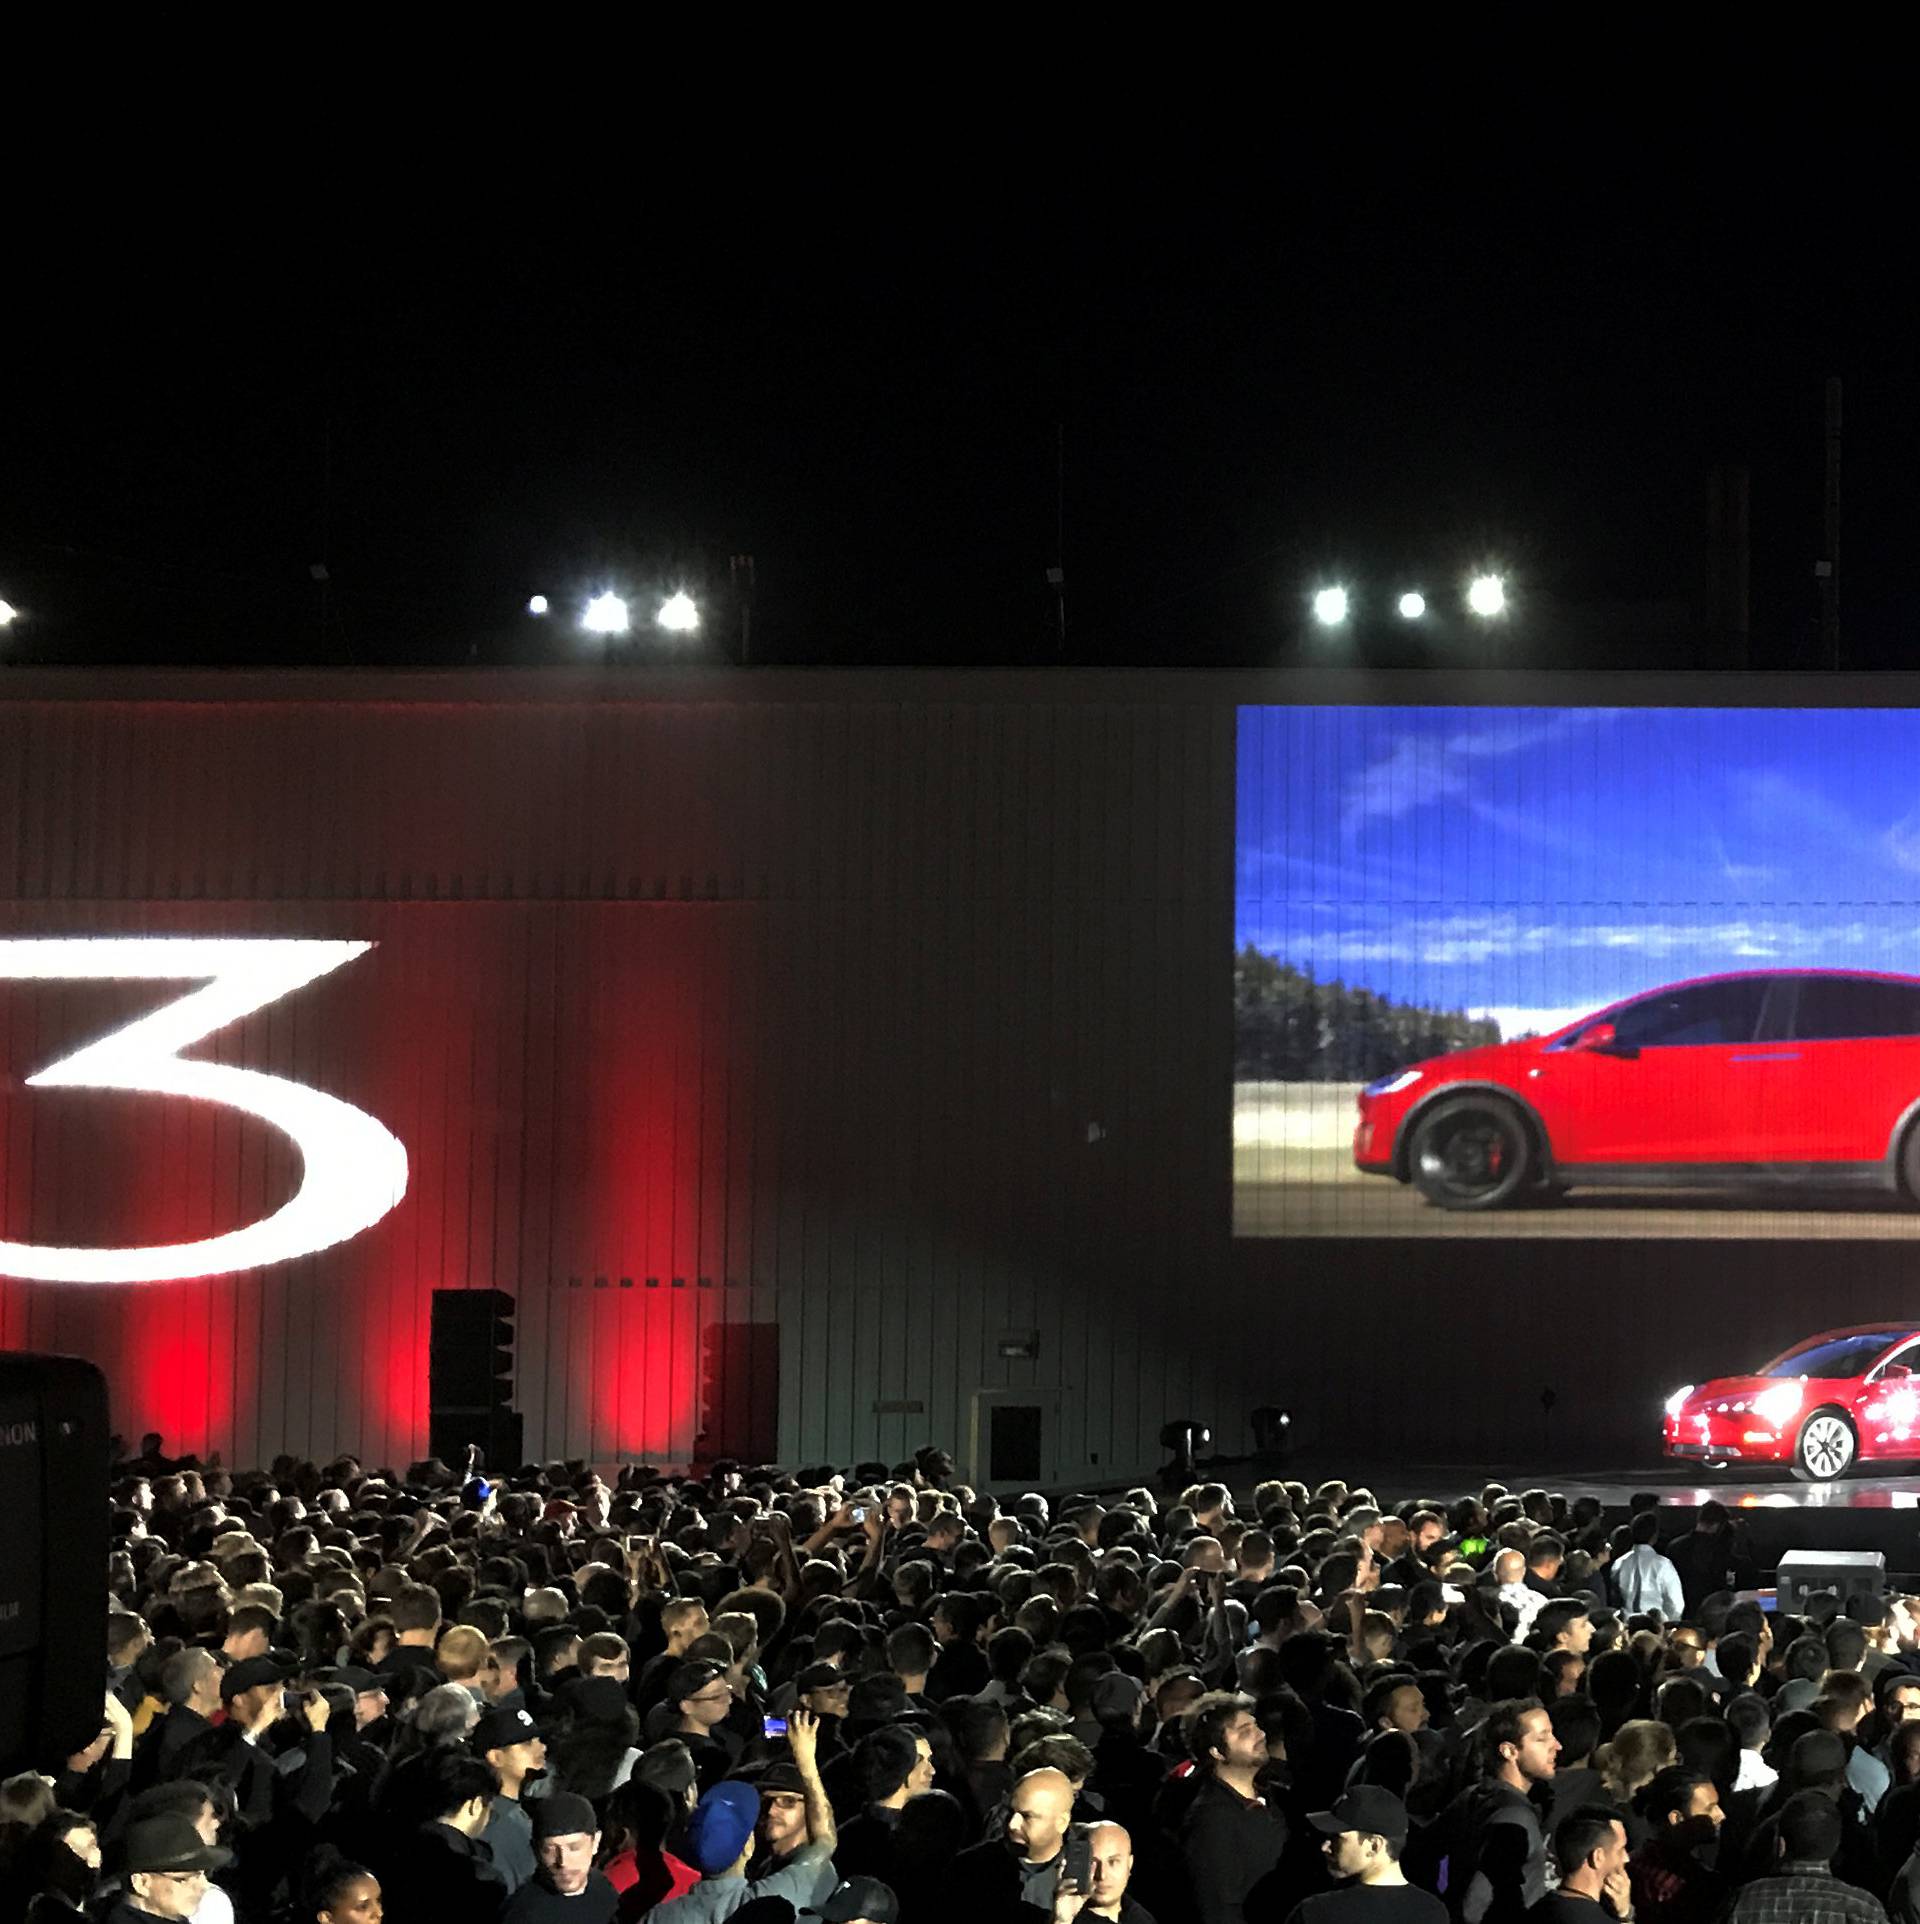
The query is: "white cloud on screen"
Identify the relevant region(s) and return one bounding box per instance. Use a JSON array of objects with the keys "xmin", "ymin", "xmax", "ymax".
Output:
[
  {"xmin": 1466, "ymin": 1005, "xmax": 1595, "ymax": 1039},
  {"xmin": 1339, "ymin": 709, "xmax": 1623, "ymax": 839},
  {"xmin": 1885, "ymin": 809, "xmax": 1920, "ymax": 876},
  {"xmin": 1266, "ymin": 912, "xmax": 1897, "ymax": 970}
]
